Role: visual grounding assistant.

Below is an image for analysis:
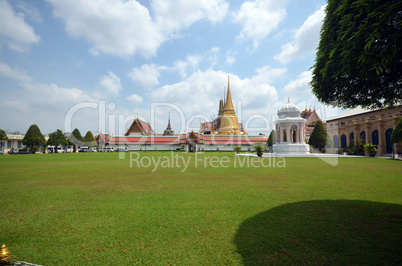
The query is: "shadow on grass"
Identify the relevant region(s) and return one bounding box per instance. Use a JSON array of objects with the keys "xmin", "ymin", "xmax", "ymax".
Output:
[{"xmin": 234, "ymin": 200, "xmax": 402, "ymax": 265}]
